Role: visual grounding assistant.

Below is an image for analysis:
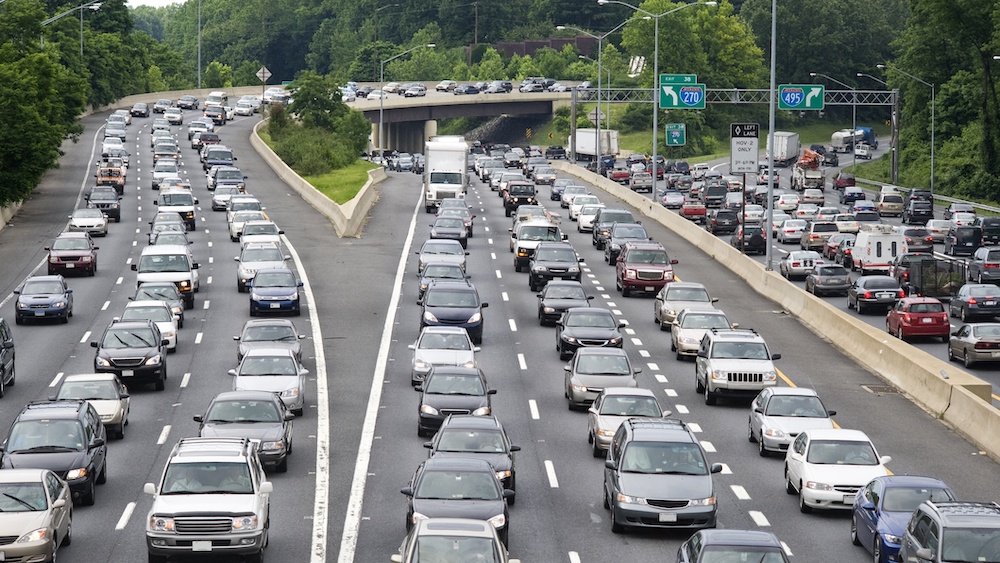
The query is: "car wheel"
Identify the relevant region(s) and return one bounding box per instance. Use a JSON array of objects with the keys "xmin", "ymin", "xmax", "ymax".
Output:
[
  {"xmin": 847, "ymin": 296, "xmax": 855, "ymax": 309},
  {"xmin": 799, "ymin": 489, "xmax": 812, "ymax": 513},
  {"xmin": 961, "ymin": 307, "xmax": 969, "ymax": 322},
  {"xmin": 592, "ymin": 437, "xmax": 603, "ymax": 458},
  {"xmin": 276, "ymin": 456, "xmax": 289, "ymax": 473},
  {"xmin": 965, "ymin": 350, "xmax": 976, "ymax": 368},
  {"xmin": 115, "ymin": 422, "xmax": 125, "ymax": 440},
  {"xmin": 747, "ymin": 420, "xmax": 755, "ymax": 442},
  {"xmin": 417, "ymin": 426, "xmax": 428, "ymax": 438},
  {"xmin": 610, "ymin": 505, "xmax": 625, "ymax": 534},
  {"xmin": 60, "ymin": 312, "xmax": 69, "ymax": 324},
  {"xmin": 0, "ymin": 371, "xmax": 5, "ymax": 398},
  {"xmin": 155, "ymin": 374, "xmax": 166, "ymax": 391},
  {"xmin": 97, "ymin": 462, "xmax": 107, "ymax": 485},
  {"xmin": 704, "ymin": 383, "xmax": 717, "ymax": 405},
  {"xmin": 873, "ymin": 536, "xmax": 883, "ymax": 563},
  {"xmin": 851, "ymin": 516, "xmax": 861, "ymax": 546},
  {"xmin": 785, "ymin": 469, "xmax": 796, "ymax": 494},
  {"xmin": 250, "ymin": 305, "xmax": 258, "ymax": 317},
  {"xmin": 758, "ymin": 433, "xmax": 768, "ymax": 457},
  {"xmin": 897, "ymin": 326, "xmax": 906, "ymax": 341},
  {"xmin": 80, "ymin": 480, "xmax": 95, "ymax": 506},
  {"xmin": 244, "ymin": 549, "xmax": 264, "ymax": 563}
]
